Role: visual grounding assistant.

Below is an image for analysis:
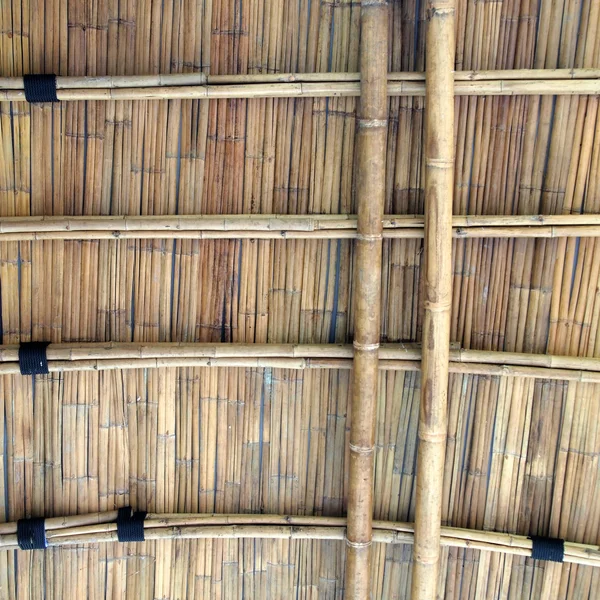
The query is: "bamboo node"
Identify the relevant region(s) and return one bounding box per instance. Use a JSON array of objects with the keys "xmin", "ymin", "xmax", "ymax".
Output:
[
  {"xmin": 418, "ymin": 430, "xmax": 447, "ymax": 443},
  {"xmin": 357, "ymin": 118, "xmax": 387, "ymax": 128},
  {"xmin": 423, "ymin": 300, "xmax": 452, "ymax": 312},
  {"xmin": 349, "ymin": 443, "xmax": 374, "ymax": 455},
  {"xmin": 356, "ymin": 233, "xmax": 382, "ymax": 241},
  {"xmin": 425, "ymin": 158, "xmax": 455, "ymax": 167},
  {"xmin": 345, "ymin": 538, "xmax": 372, "ymax": 549},
  {"xmin": 353, "ymin": 341, "xmax": 380, "ymax": 351}
]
